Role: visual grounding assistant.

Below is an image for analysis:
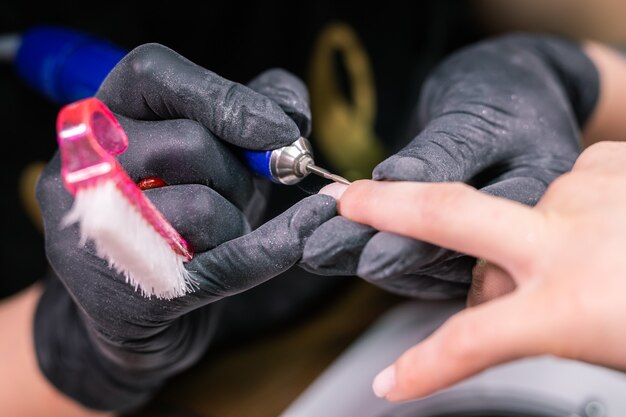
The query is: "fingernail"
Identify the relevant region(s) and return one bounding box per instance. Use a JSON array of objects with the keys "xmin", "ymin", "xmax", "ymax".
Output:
[
  {"xmin": 319, "ymin": 182, "xmax": 348, "ymax": 200},
  {"xmin": 372, "ymin": 365, "xmax": 396, "ymax": 398}
]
